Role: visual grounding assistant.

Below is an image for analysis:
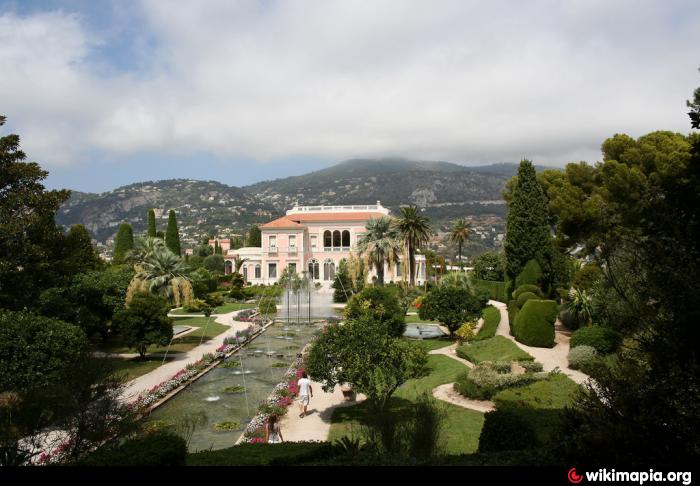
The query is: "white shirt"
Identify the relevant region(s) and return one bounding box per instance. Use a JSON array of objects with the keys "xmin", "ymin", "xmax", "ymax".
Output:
[{"xmin": 298, "ymin": 377, "xmax": 311, "ymax": 397}]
